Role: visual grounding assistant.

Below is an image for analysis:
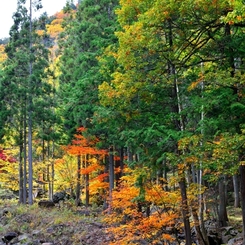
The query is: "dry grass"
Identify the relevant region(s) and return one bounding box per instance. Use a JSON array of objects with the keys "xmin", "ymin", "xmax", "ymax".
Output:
[{"xmin": 0, "ymin": 200, "xmax": 109, "ymax": 245}]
